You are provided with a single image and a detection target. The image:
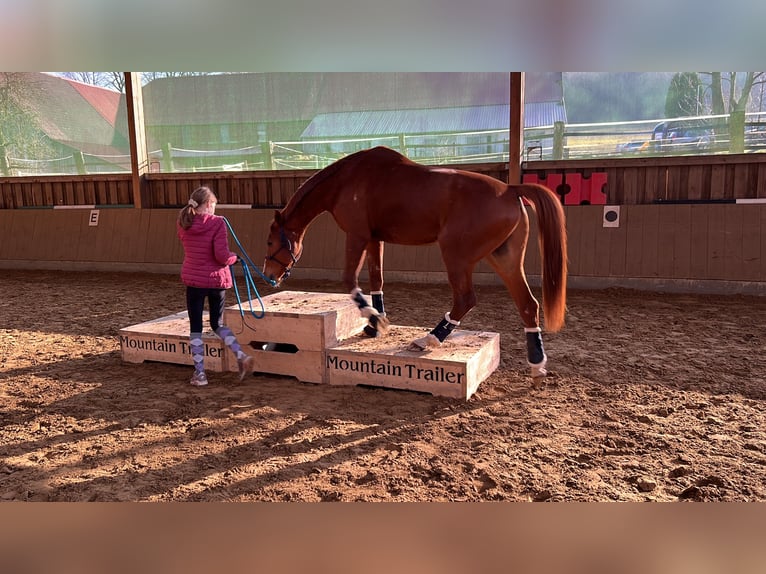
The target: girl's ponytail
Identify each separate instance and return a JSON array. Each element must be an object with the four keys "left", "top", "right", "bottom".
[{"left": 178, "top": 186, "right": 214, "bottom": 230}]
